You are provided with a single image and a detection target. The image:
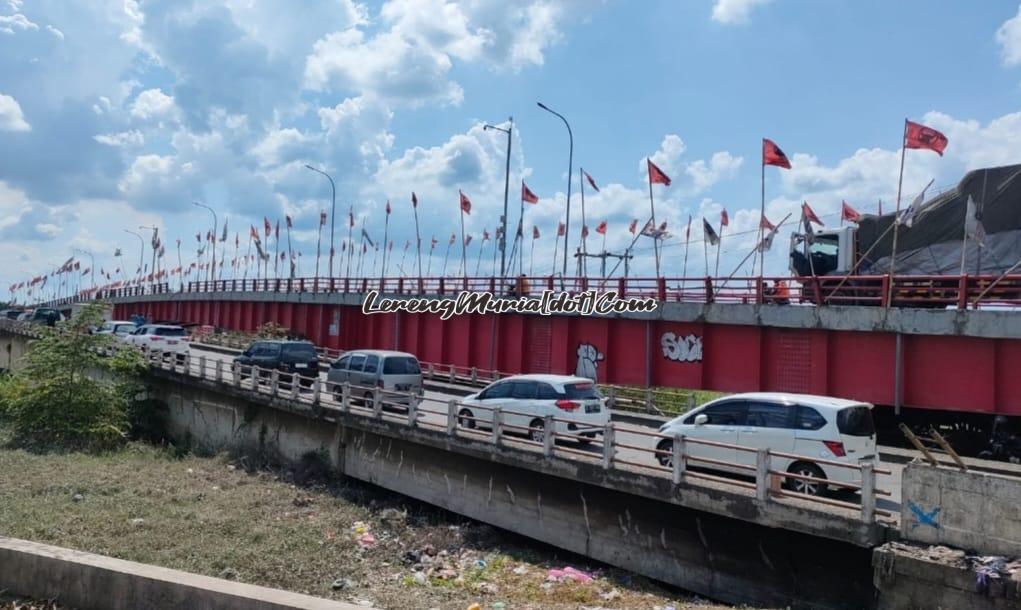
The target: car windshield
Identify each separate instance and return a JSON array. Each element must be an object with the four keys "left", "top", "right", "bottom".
[
  {"left": 837, "top": 406, "right": 875, "bottom": 437},
  {"left": 383, "top": 357, "right": 420, "bottom": 374},
  {"left": 99, "top": 322, "right": 115, "bottom": 331},
  {"left": 563, "top": 382, "right": 602, "bottom": 400},
  {"left": 155, "top": 327, "right": 186, "bottom": 337},
  {"left": 283, "top": 344, "right": 317, "bottom": 359}
]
